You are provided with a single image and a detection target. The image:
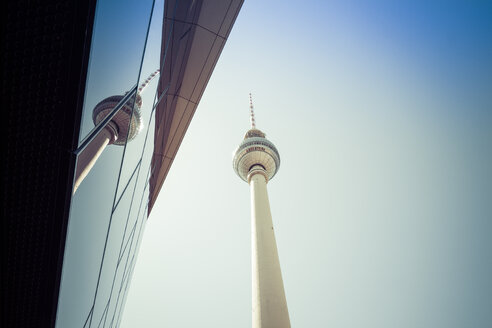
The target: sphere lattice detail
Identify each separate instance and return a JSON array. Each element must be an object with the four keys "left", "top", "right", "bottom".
[
  {"left": 92, "top": 93, "right": 143, "bottom": 146},
  {"left": 233, "top": 129, "right": 280, "bottom": 182}
]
